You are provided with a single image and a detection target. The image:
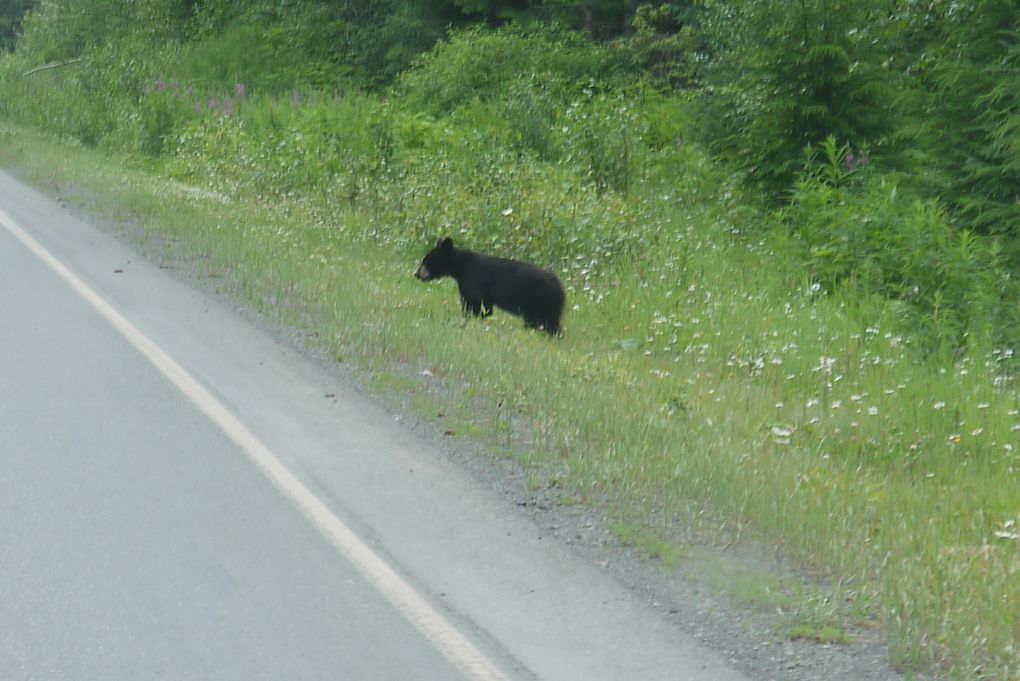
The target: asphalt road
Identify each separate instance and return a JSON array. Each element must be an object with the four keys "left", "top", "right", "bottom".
[{"left": 0, "top": 170, "right": 751, "bottom": 681}]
